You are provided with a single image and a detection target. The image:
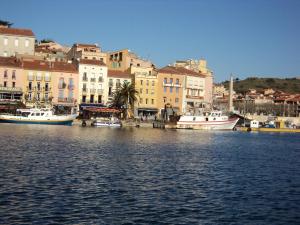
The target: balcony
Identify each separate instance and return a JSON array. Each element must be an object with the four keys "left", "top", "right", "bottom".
[
  {"left": 82, "top": 88, "right": 87, "bottom": 93},
  {"left": 163, "top": 82, "right": 173, "bottom": 87},
  {"left": 44, "top": 87, "right": 51, "bottom": 92},
  {"left": 90, "top": 88, "right": 96, "bottom": 94},
  {"left": 68, "top": 84, "right": 75, "bottom": 90},
  {"left": 58, "top": 97, "right": 74, "bottom": 103},
  {"left": 90, "top": 78, "right": 96, "bottom": 82},
  {"left": 0, "top": 86, "right": 22, "bottom": 93},
  {"left": 58, "top": 83, "right": 67, "bottom": 89},
  {"left": 186, "top": 95, "right": 204, "bottom": 100}
]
